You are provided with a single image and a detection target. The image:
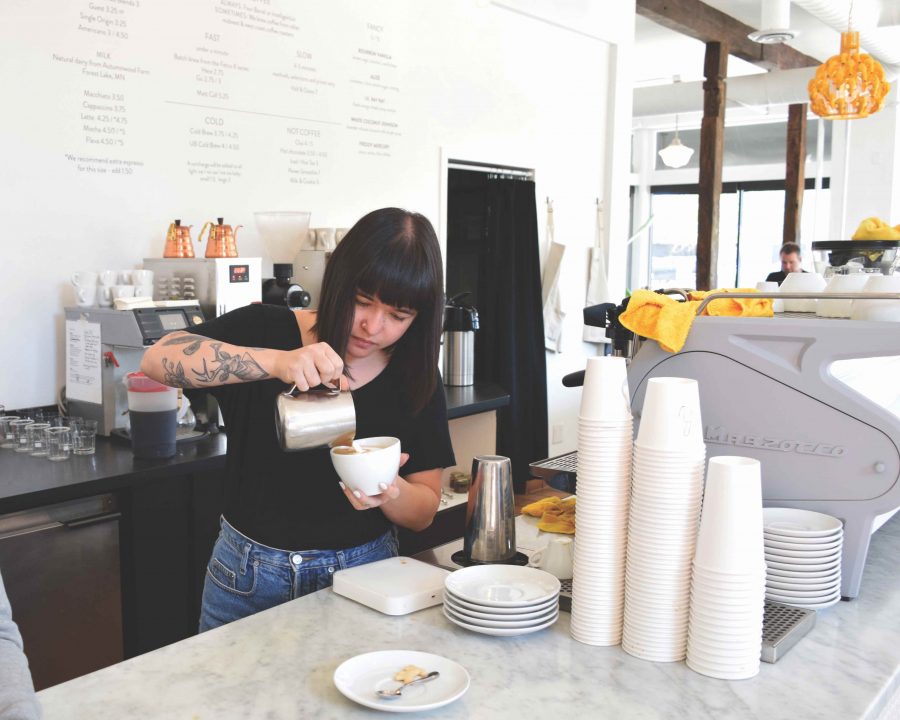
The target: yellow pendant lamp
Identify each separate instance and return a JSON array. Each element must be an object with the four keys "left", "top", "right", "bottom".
[{"left": 808, "top": 24, "right": 890, "bottom": 120}]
